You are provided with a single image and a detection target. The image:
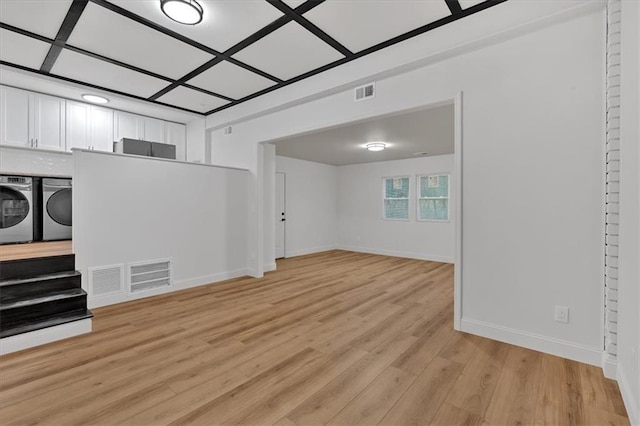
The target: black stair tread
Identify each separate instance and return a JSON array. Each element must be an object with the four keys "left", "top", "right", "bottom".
[
  {"left": 0, "top": 288, "right": 87, "bottom": 310},
  {"left": 0, "top": 270, "right": 81, "bottom": 286},
  {"left": 0, "top": 309, "right": 93, "bottom": 339},
  {"left": 0, "top": 254, "right": 76, "bottom": 280}
]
